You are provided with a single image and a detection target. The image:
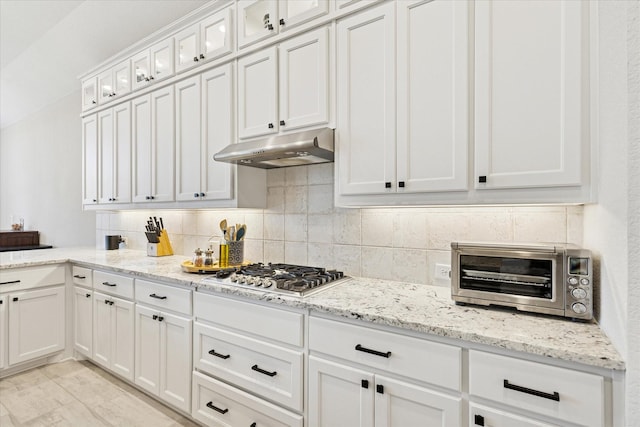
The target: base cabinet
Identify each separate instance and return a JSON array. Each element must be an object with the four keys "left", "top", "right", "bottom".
[
  {"left": 470, "top": 403, "right": 560, "bottom": 427},
  {"left": 93, "top": 292, "right": 135, "bottom": 381},
  {"left": 135, "top": 304, "right": 192, "bottom": 412},
  {"left": 72, "top": 286, "right": 93, "bottom": 357},
  {"left": 0, "top": 295, "right": 7, "bottom": 369}
]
